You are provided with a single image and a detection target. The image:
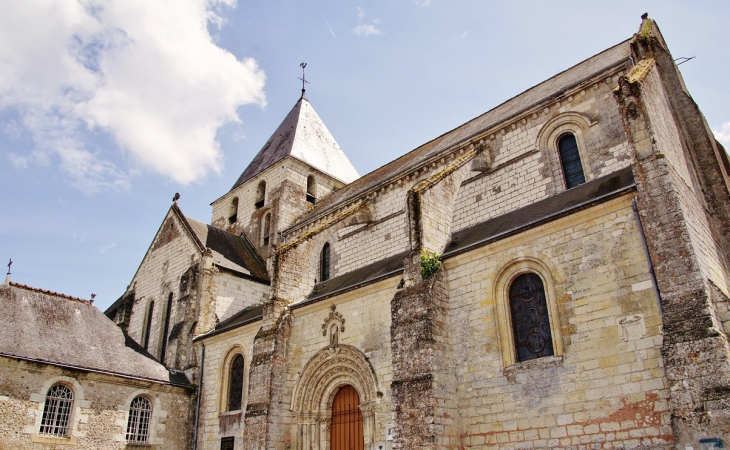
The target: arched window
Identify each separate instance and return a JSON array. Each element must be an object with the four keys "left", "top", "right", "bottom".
[
  {"left": 227, "top": 354, "right": 245, "bottom": 411},
  {"left": 262, "top": 213, "right": 271, "bottom": 246},
  {"left": 306, "top": 175, "right": 316, "bottom": 204},
  {"left": 229, "top": 197, "right": 239, "bottom": 224},
  {"left": 320, "top": 243, "right": 330, "bottom": 282},
  {"left": 558, "top": 133, "right": 586, "bottom": 189},
  {"left": 126, "top": 396, "right": 152, "bottom": 443},
  {"left": 255, "top": 181, "right": 266, "bottom": 209},
  {"left": 509, "top": 273, "right": 554, "bottom": 362},
  {"left": 142, "top": 301, "right": 154, "bottom": 350},
  {"left": 40, "top": 384, "right": 74, "bottom": 437}
]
